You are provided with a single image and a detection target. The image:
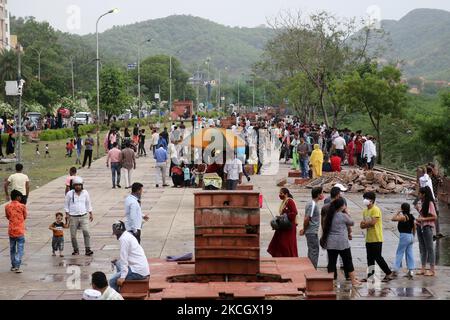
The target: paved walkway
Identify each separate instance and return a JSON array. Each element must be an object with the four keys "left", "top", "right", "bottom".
[{"left": 0, "top": 143, "right": 449, "bottom": 300}]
